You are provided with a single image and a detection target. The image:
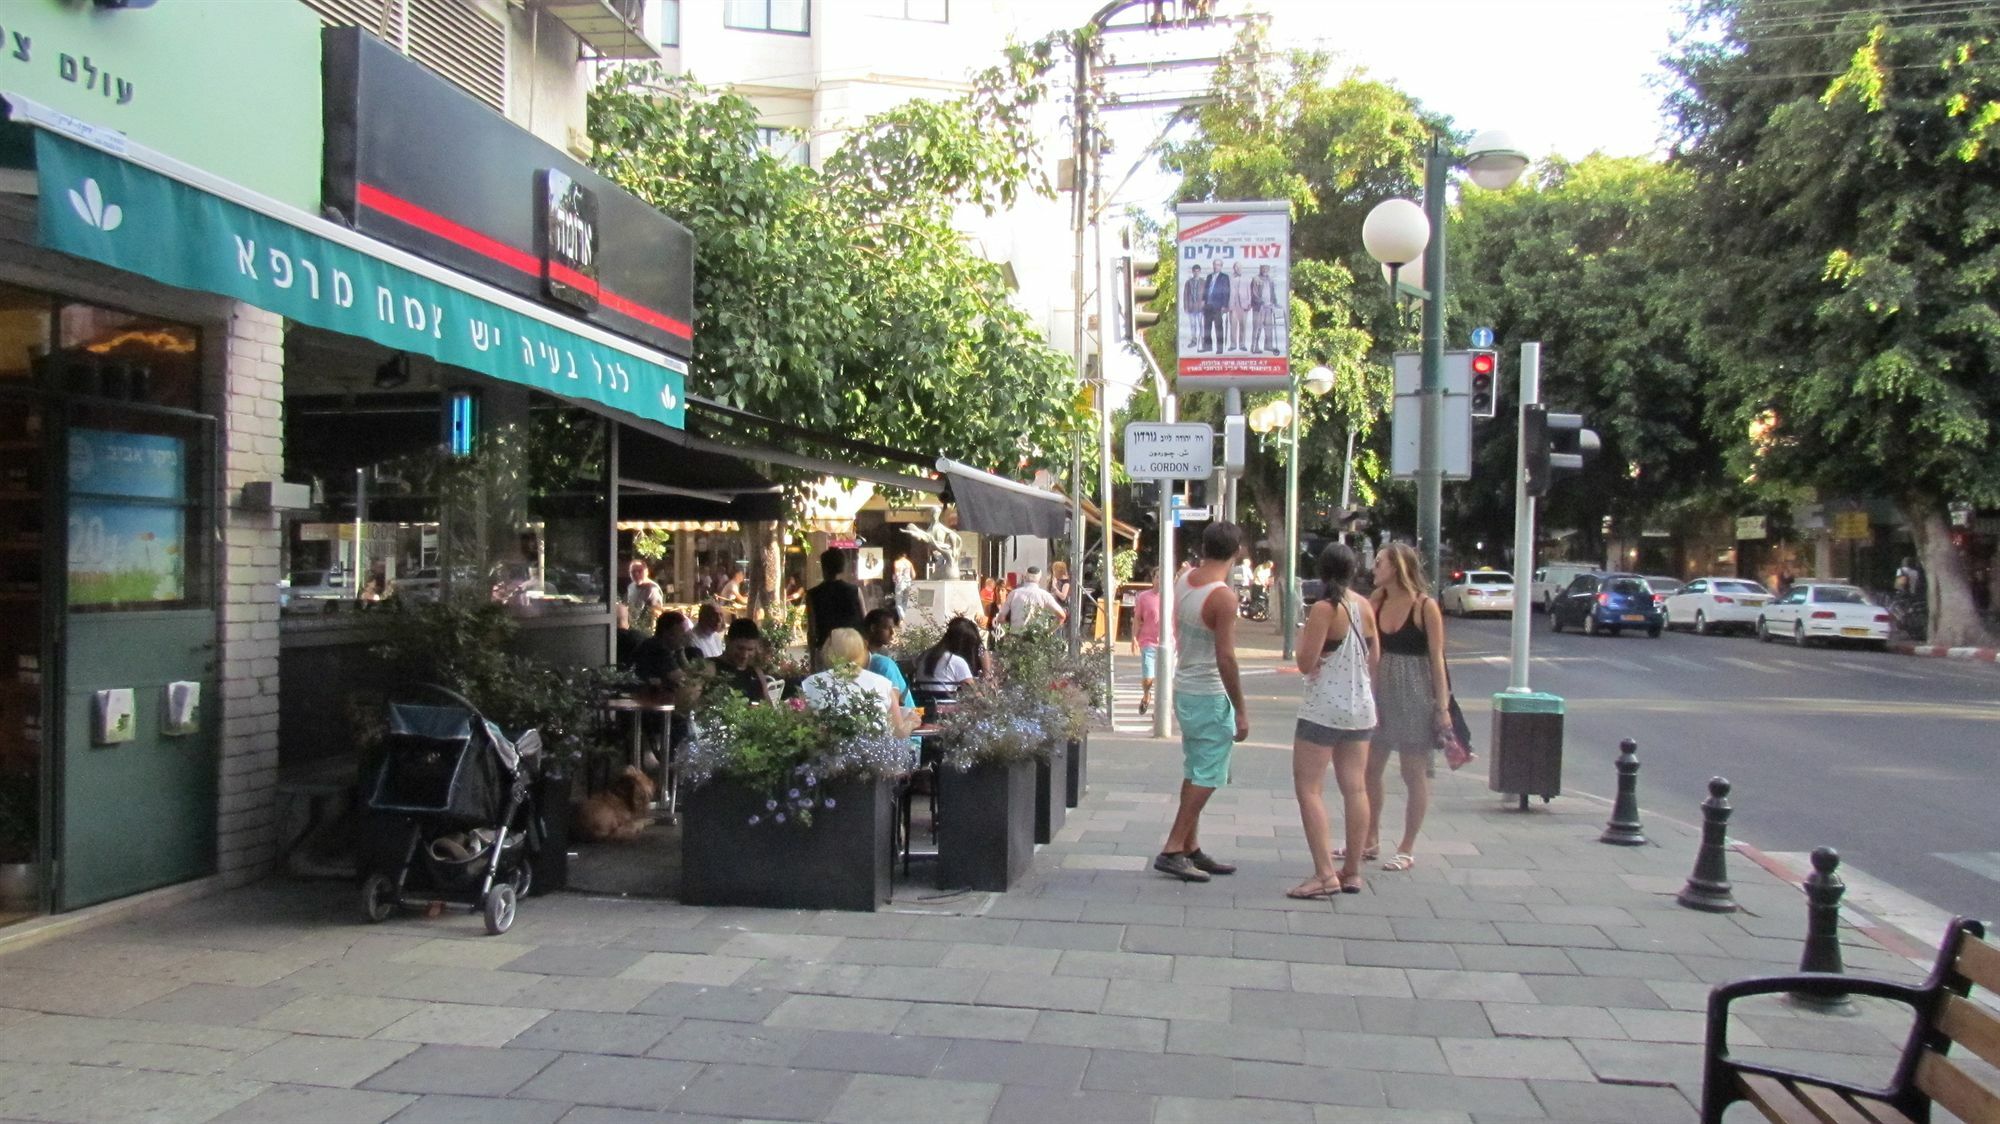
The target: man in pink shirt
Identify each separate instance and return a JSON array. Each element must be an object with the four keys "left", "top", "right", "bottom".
[{"left": 1130, "top": 565, "right": 1163, "bottom": 715}]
